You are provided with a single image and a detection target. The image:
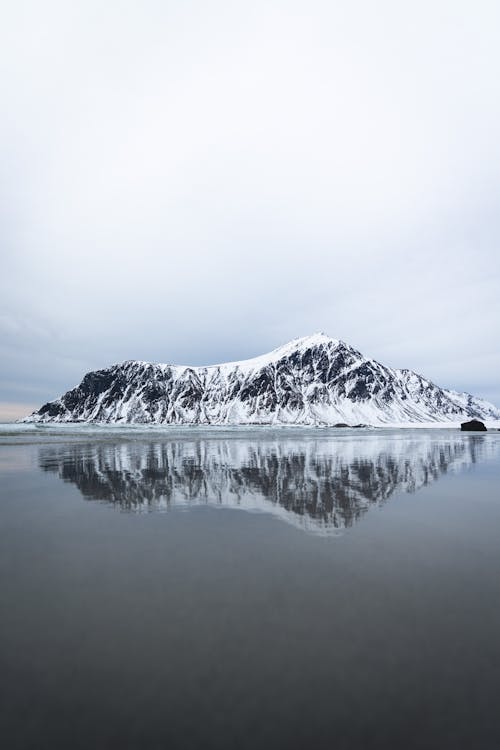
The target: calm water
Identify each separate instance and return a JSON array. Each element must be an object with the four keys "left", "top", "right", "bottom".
[{"left": 1, "top": 426, "right": 500, "bottom": 749}]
